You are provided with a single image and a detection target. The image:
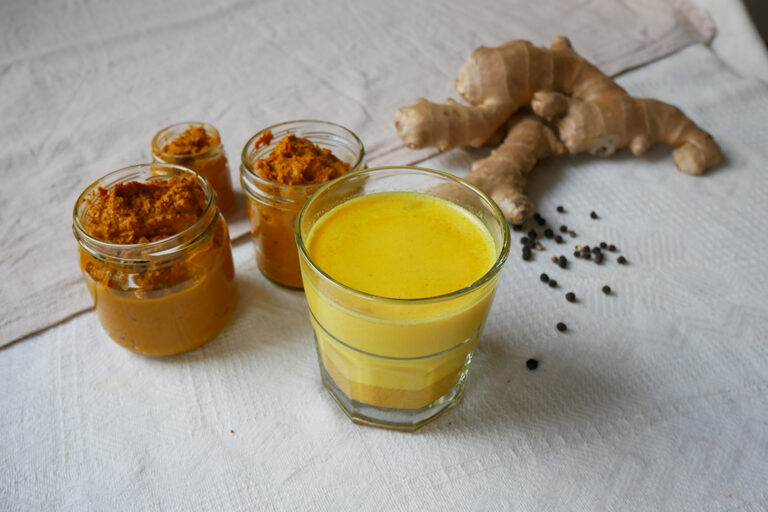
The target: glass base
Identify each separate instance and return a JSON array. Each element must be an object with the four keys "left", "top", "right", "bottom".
[{"left": 318, "top": 350, "right": 474, "bottom": 432}]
